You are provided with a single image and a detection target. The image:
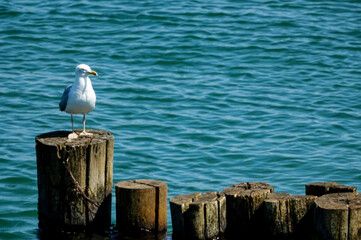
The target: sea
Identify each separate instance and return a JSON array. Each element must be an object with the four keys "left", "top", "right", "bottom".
[{"left": 1, "top": 0, "right": 361, "bottom": 239}]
